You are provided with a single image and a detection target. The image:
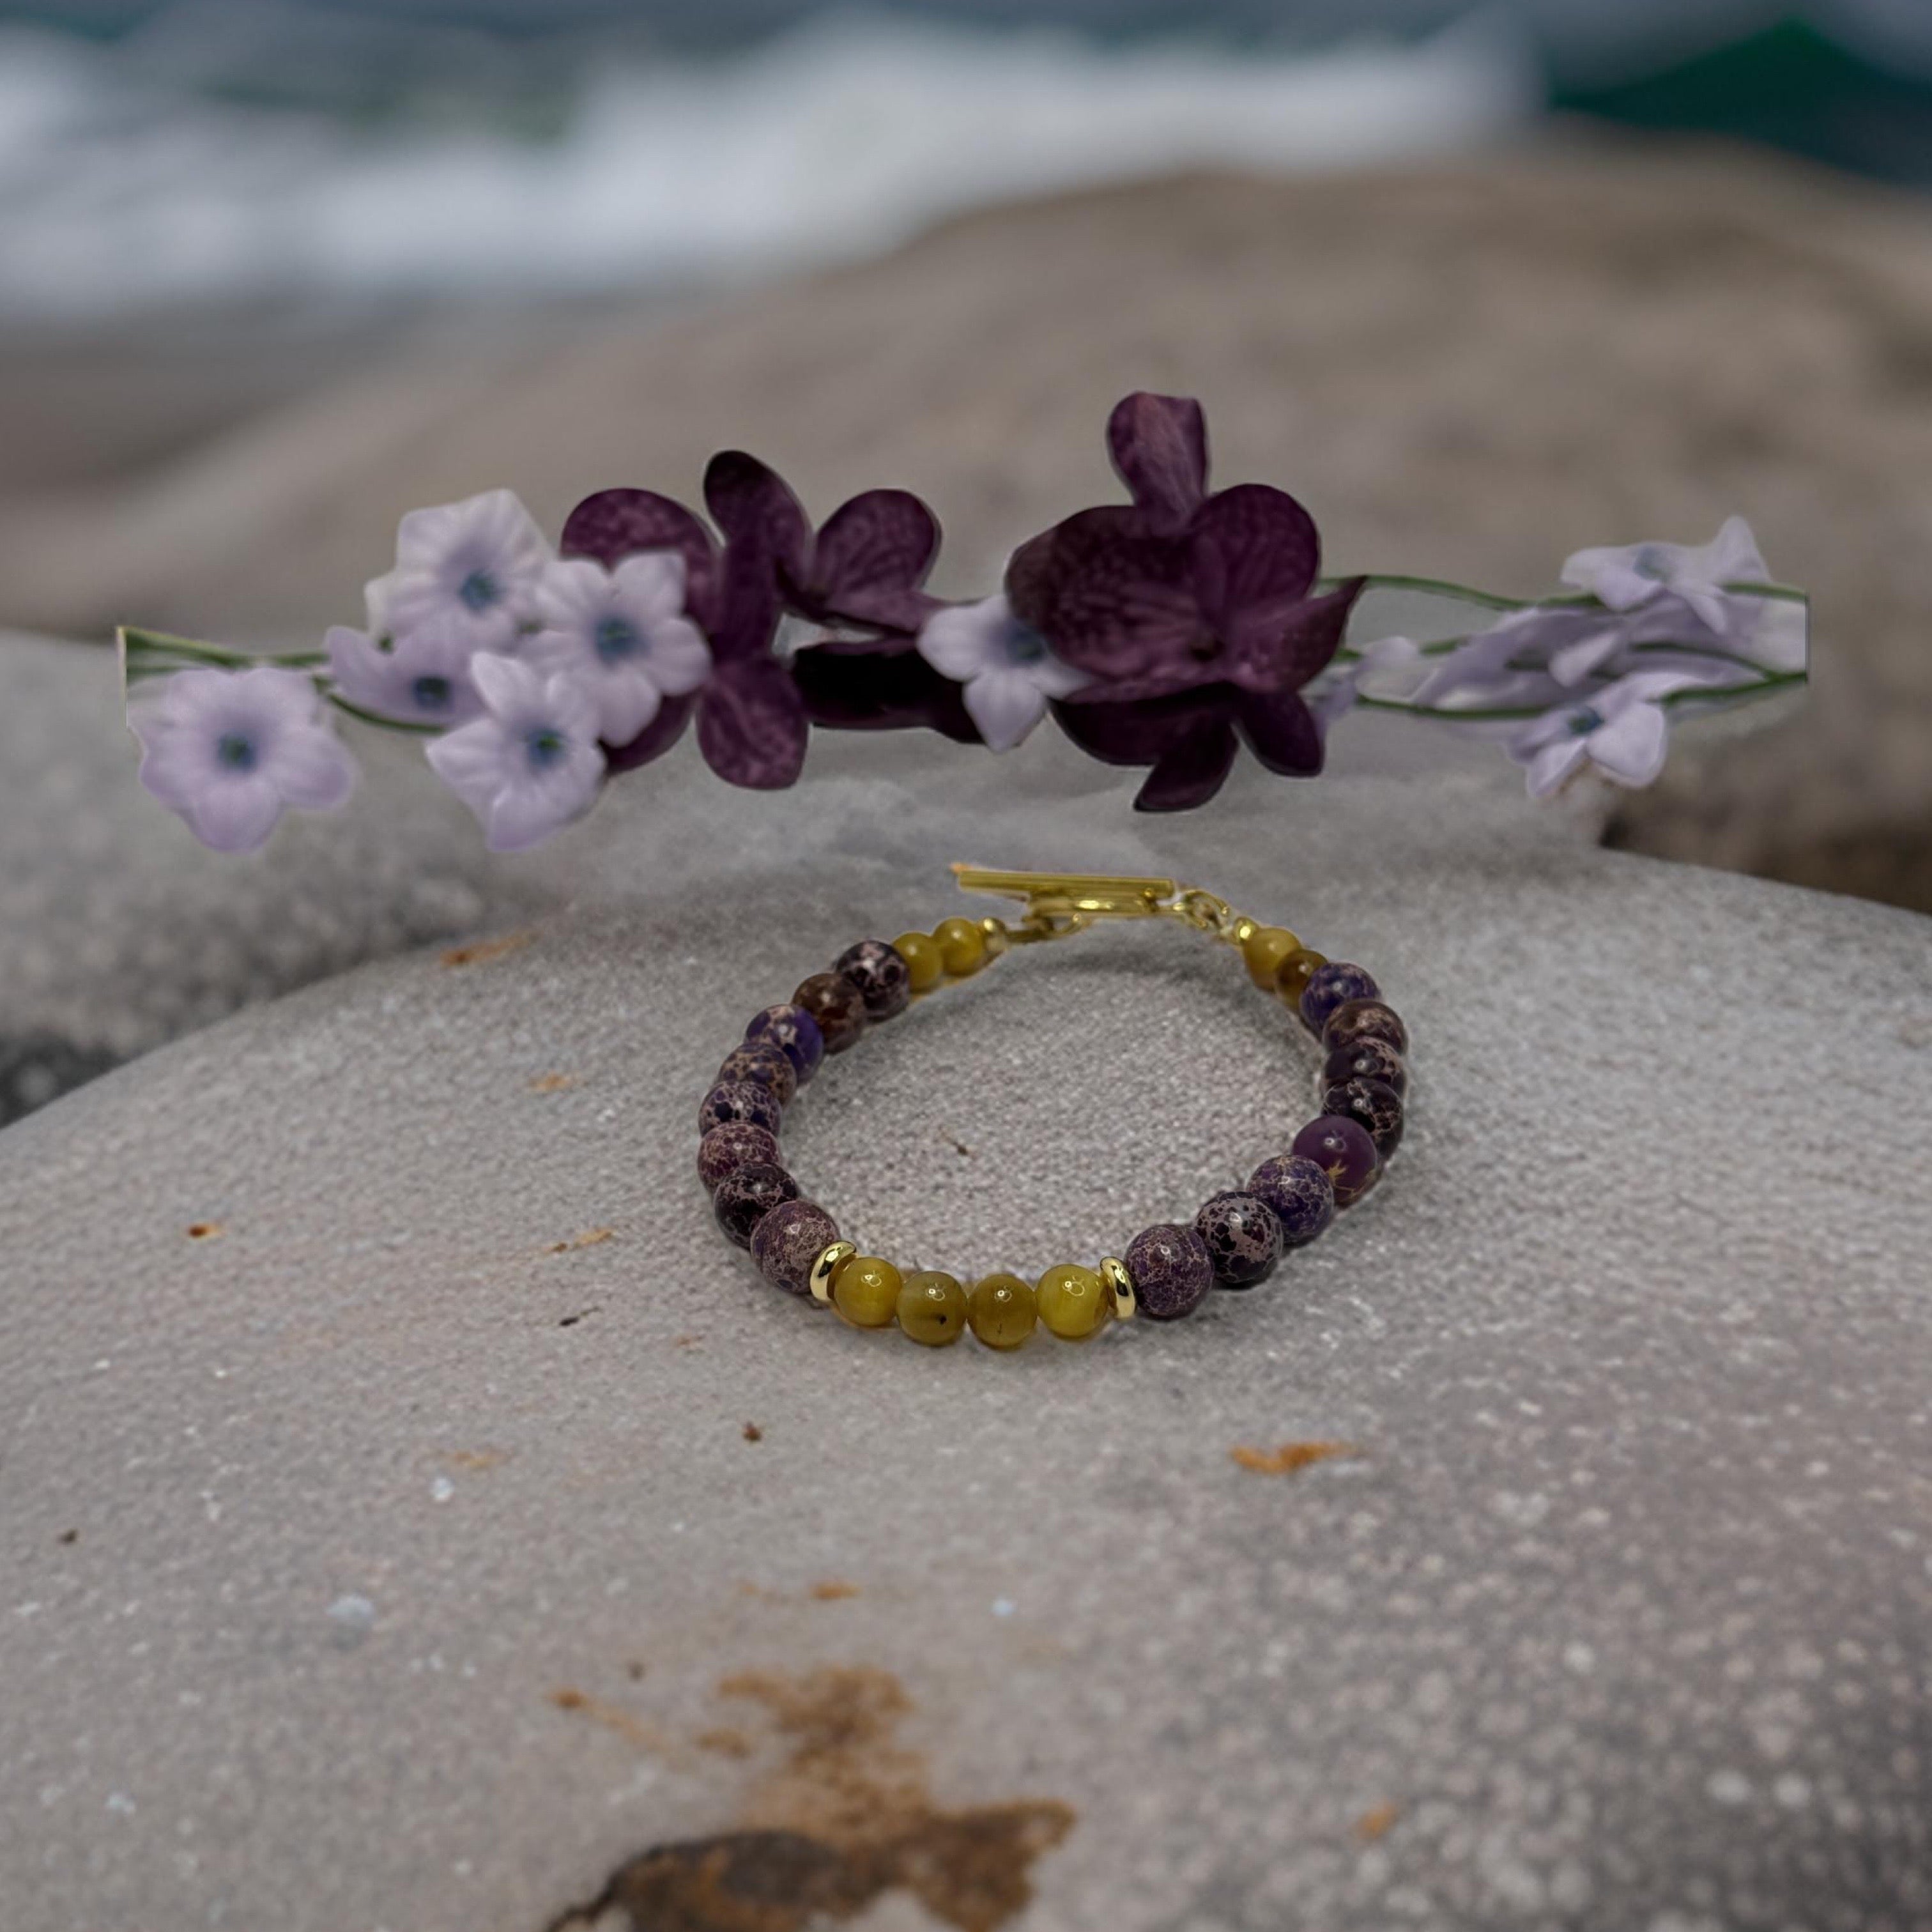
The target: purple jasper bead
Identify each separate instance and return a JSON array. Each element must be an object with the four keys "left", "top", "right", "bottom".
[
  {"left": 1299, "top": 962, "right": 1380, "bottom": 1038},
  {"left": 1124, "top": 1223, "right": 1215, "bottom": 1322},
  {"left": 1322, "top": 1035, "right": 1406, "bottom": 1098},
  {"left": 1321, "top": 999, "right": 1408, "bottom": 1058},
  {"left": 697, "top": 1120, "right": 780, "bottom": 1192},
  {"left": 1194, "top": 1191, "right": 1282, "bottom": 1290},
  {"left": 1320, "top": 1076, "right": 1404, "bottom": 1156},
  {"left": 716, "top": 1038, "right": 798, "bottom": 1107},
  {"left": 834, "top": 939, "right": 912, "bottom": 1022},
  {"left": 1291, "top": 1114, "right": 1381, "bottom": 1208},
  {"left": 746, "top": 1004, "right": 824, "bottom": 1084},
  {"left": 1246, "top": 1154, "right": 1336, "bottom": 1247},
  {"left": 712, "top": 1162, "right": 799, "bottom": 1249},
  {"left": 751, "top": 1198, "right": 839, "bottom": 1296},
  {"left": 792, "top": 972, "right": 868, "bottom": 1055},
  {"left": 699, "top": 1078, "right": 782, "bottom": 1139}
]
